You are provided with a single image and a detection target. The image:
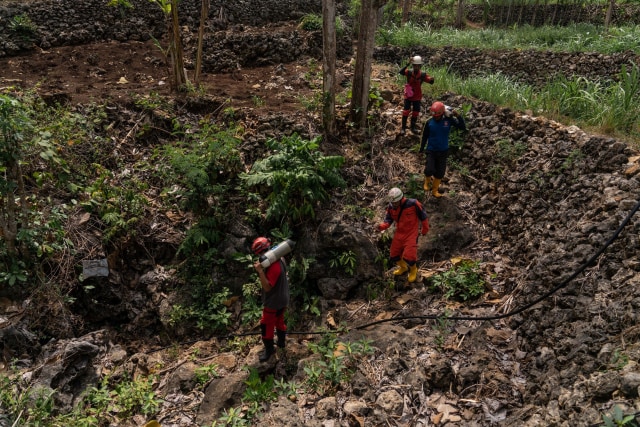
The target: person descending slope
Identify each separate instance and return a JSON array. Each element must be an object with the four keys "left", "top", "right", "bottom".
[
  {"left": 377, "top": 187, "right": 430, "bottom": 283},
  {"left": 399, "top": 55, "right": 435, "bottom": 135},
  {"left": 419, "top": 101, "right": 466, "bottom": 198}
]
